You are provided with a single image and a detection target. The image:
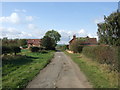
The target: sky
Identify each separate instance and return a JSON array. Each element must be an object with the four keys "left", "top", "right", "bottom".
[{"left": 0, "top": 2, "right": 118, "bottom": 44}]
